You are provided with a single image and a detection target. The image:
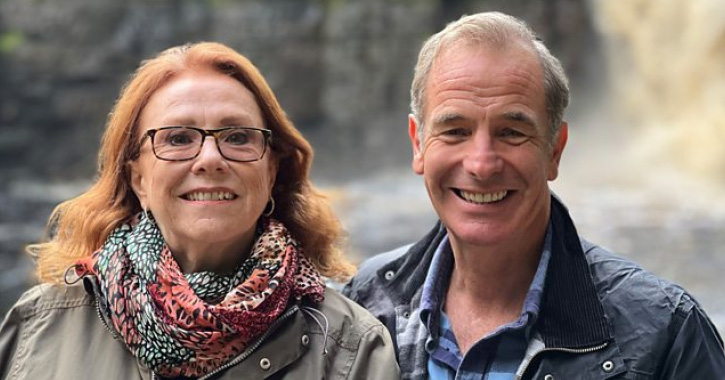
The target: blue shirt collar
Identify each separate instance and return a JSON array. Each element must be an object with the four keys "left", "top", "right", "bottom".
[{"left": 420, "top": 222, "right": 553, "bottom": 340}]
